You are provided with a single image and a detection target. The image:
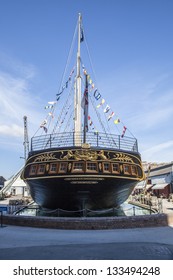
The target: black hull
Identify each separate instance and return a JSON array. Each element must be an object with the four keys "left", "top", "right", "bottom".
[
  {"left": 27, "top": 177, "right": 137, "bottom": 210},
  {"left": 21, "top": 146, "right": 145, "bottom": 210}
]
